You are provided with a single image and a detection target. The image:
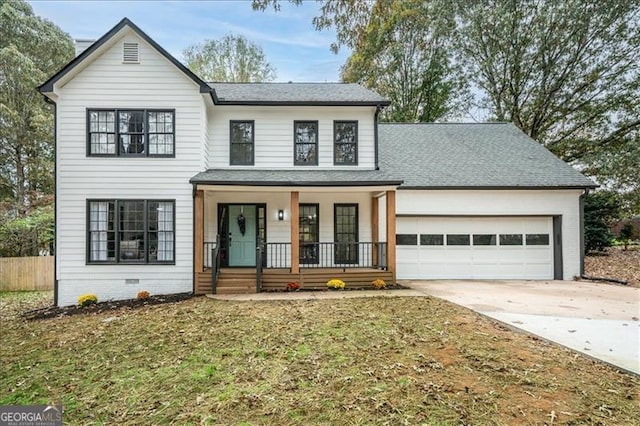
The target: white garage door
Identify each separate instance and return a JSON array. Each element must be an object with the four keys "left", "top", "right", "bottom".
[{"left": 396, "top": 216, "right": 554, "bottom": 280}]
